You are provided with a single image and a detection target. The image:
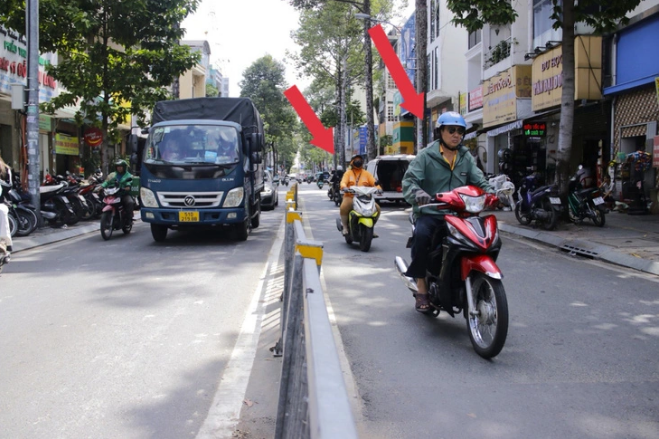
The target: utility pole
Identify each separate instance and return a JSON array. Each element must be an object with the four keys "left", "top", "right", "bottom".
[{"left": 26, "top": 0, "right": 42, "bottom": 224}]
